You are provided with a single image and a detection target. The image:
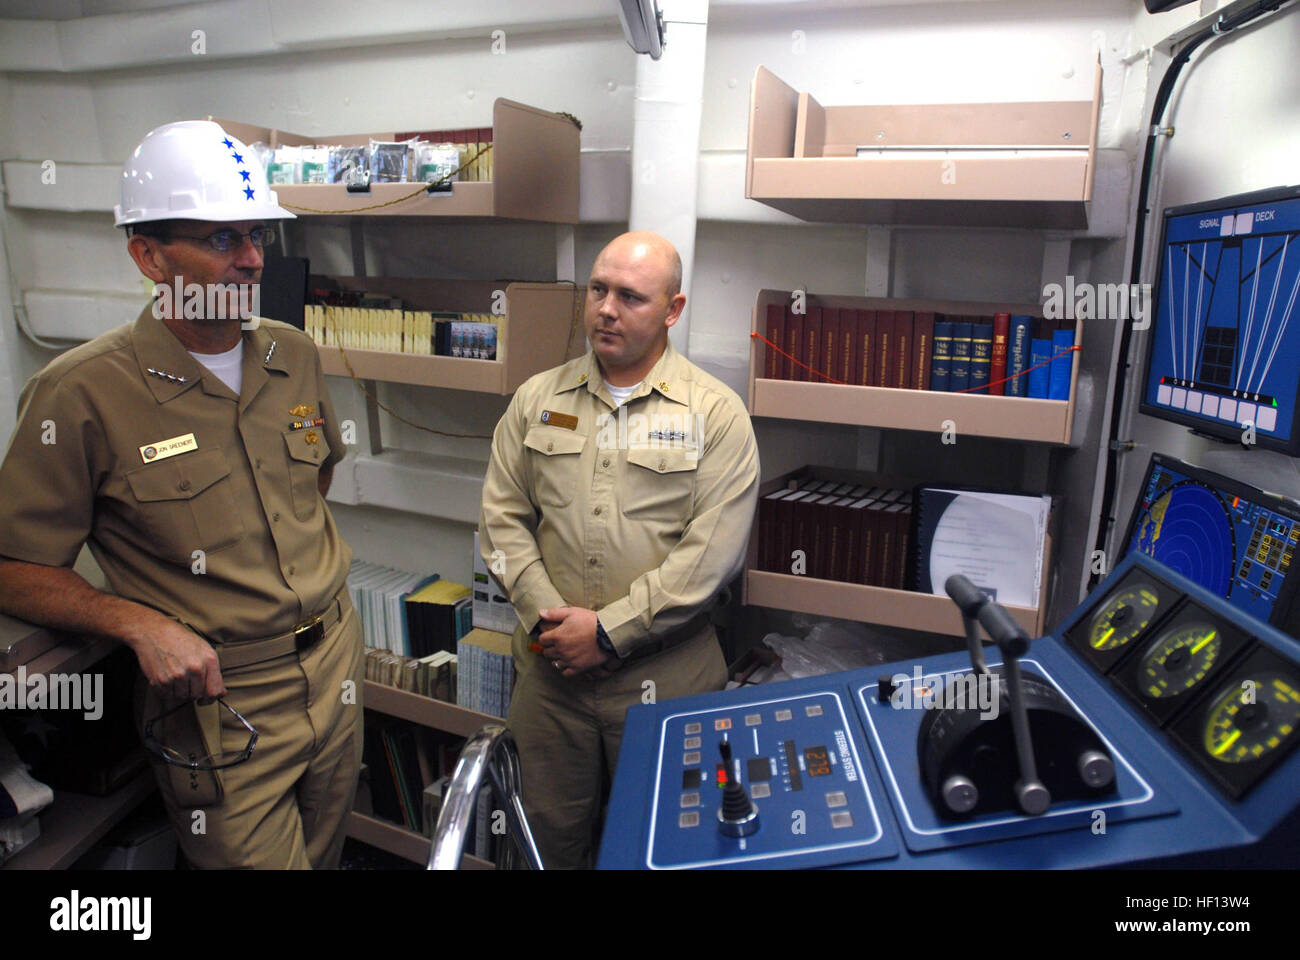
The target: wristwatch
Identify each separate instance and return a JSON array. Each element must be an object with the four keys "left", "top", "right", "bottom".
[{"left": 595, "top": 619, "right": 619, "bottom": 659}]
